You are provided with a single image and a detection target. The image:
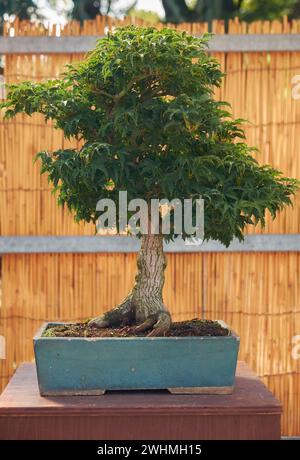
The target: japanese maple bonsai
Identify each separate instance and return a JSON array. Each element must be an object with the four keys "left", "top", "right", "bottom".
[{"left": 2, "top": 26, "right": 298, "bottom": 339}]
